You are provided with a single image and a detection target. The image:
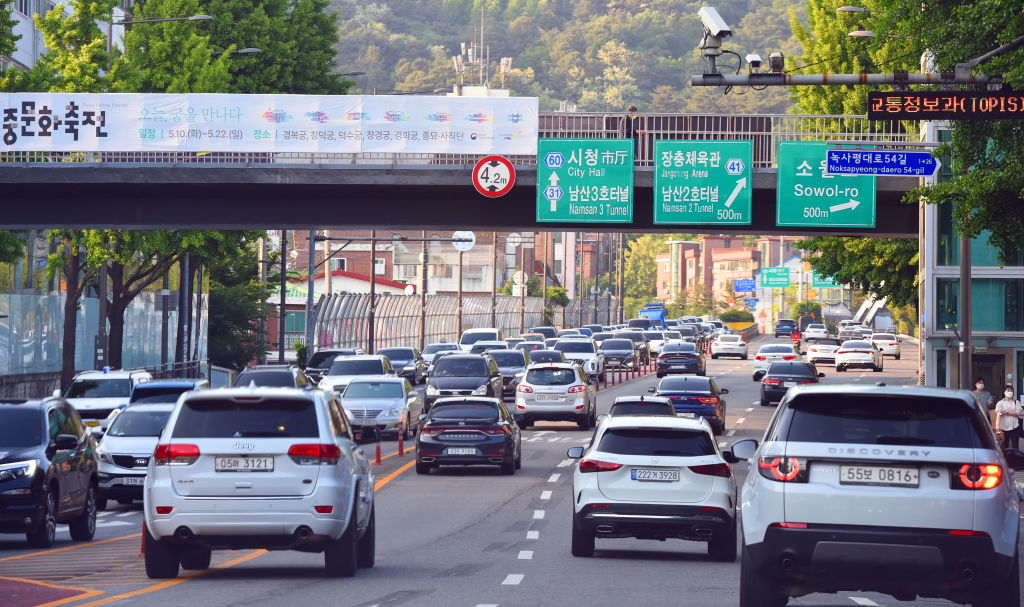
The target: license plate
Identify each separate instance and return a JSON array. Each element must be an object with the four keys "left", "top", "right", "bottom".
[
  {"left": 446, "top": 447, "right": 477, "bottom": 455},
  {"left": 84, "top": 420, "right": 100, "bottom": 427},
  {"left": 535, "top": 394, "right": 562, "bottom": 401},
  {"left": 839, "top": 465, "right": 919, "bottom": 487},
  {"left": 120, "top": 476, "right": 145, "bottom": 486},
  {"left": 783, "top": 381, "right": 797, "bottom": 387},
  {"left": 671, "top": 365, "right": 686, "bottom": 369},
  {"left": 631, "top": 468, "right": 680, "bottom": 482},
  {"left": 215, "top": 456, "right": 274, "bottom": 472}
]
